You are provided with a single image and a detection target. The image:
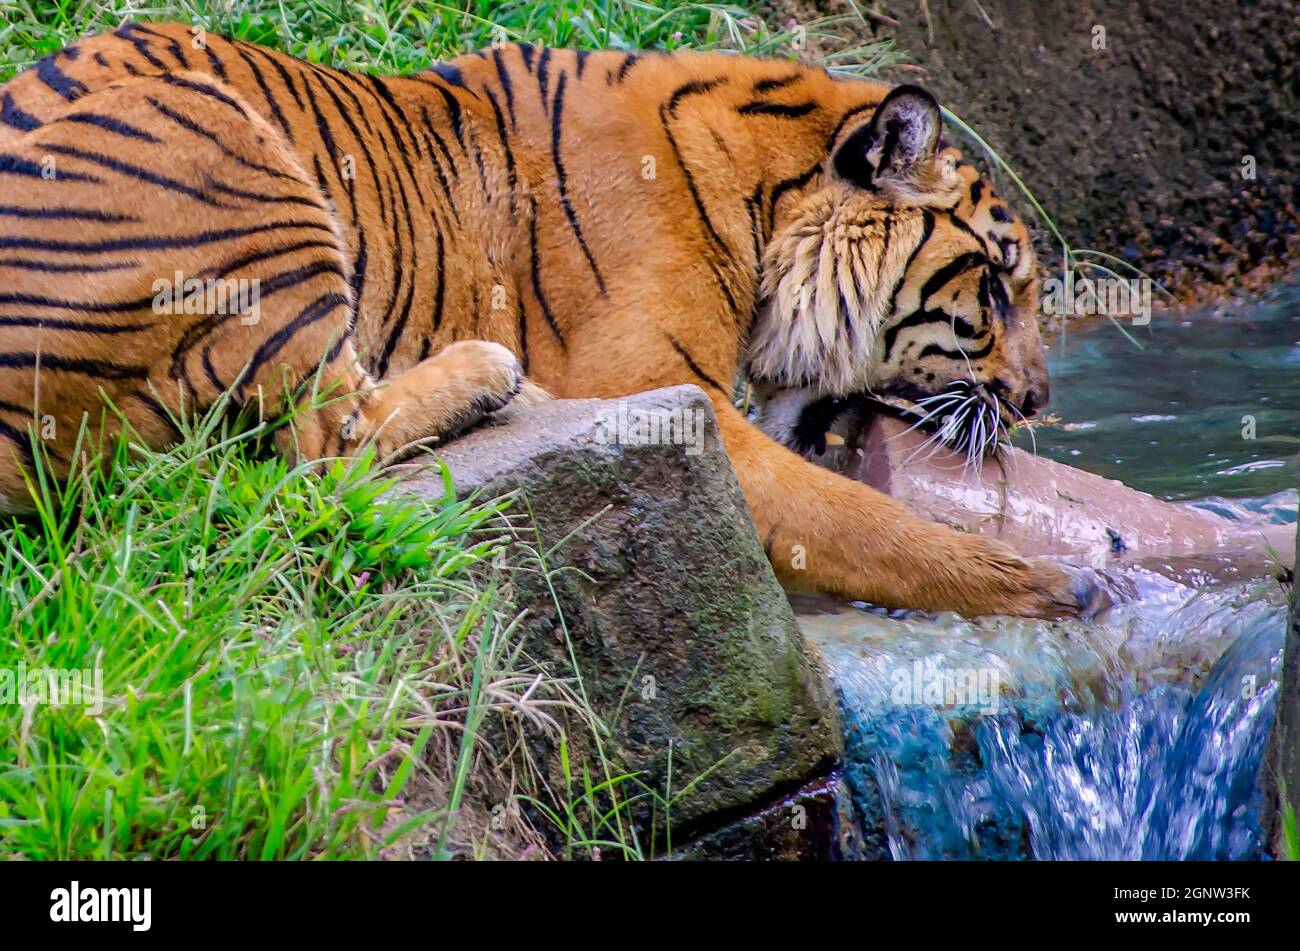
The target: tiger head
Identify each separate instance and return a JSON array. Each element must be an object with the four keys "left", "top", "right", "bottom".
[{"left": 745, "top": 84, "right": 1048, "bottom": 460}]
